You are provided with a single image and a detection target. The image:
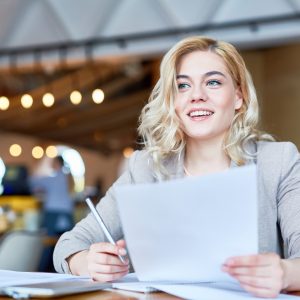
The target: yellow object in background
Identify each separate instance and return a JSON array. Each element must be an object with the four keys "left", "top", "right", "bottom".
[
  {"left": 0, "top": 196, "right": 40, "bottom": 231},
  {"left": 0, "top": 196, "right": 40, "bottom": 212},
  {"left": 0, "top": 213, "right": 9, "bottom": 233}
]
